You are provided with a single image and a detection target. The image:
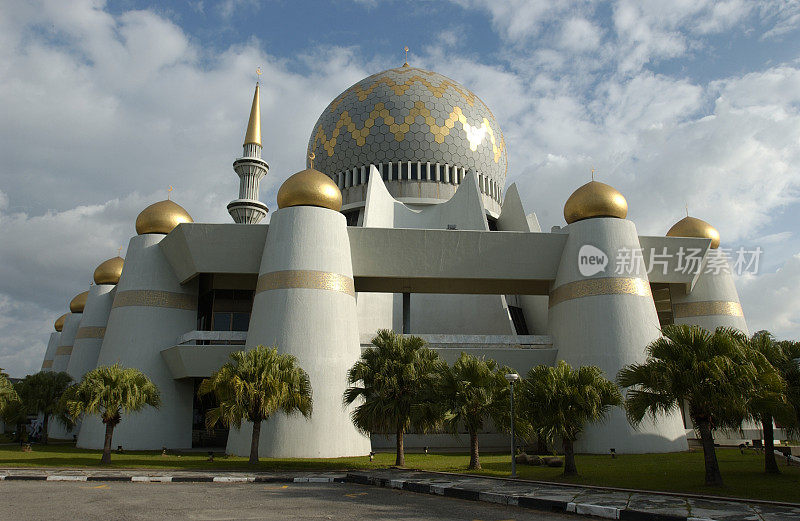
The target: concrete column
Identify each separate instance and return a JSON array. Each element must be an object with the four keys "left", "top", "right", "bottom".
[
  {"left": 66, "top": 284, "right": 115, "bottom": 383},
  {"left": 402, "top": 293, "right": 411, "bottom": 334},
  {"left": 77, "top": 233, "right": 197, "bottom": 450},
  {"left": 435, "top": 163, "right": 441, "bottom": 182},
  {"left": 426, "top": 162, "right": 431, "bottom": 181},
  {"left": 671, "top": 248, "right": 748, "bottom": 333},
  {"left": 226, "top": 205, "right": 371, "bottom": 458},
  {"left": 49, "top": 312, "right": 82, "bottom": 438},
  {"left": 52, "top": 313, "right": 80, "bottom": 373},
  {"left": 40, "top": 332, "right": 60, "bottom": 372},
  {"left": 548, "top": 217, "right": 688, "bottom": 453}
]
